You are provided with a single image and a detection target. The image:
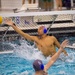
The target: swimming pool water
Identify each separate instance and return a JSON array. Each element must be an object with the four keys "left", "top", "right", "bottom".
[
  {"left": 0, "top": 37, "right": 75, "bottom": 75},
  {"left": 0, "top": 54, "right": 34, "bottom": 75}
]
